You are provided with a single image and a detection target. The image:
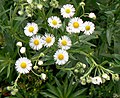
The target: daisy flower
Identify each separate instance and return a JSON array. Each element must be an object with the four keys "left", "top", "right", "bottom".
[
  {"left": 54, "top": 49, "right": 69, "bottom": 65},
  {"left": 24, "top": 22, "right": 38, "bottom": 37},
  {"left": 48, "top": 16, "right": 62, "bottom": 29},
  {"left": 81, "top": 21, "right": 95, "bottom": 35},
  {"left": 66, "top": 17, "right": 83, "bottom": 33},
  {"left": 29, "top": 35, "right": 43, "bottom": 50},
  {"left": 15, "top": 57, "right": 32, "bottom": 74},
  {"left": 61, "top": 4, "right": 75, "bottom": 18},
  {"left": 42, "top": 33, "right": 55, "bottom": 47},
  {"left": 58, "top": 35, "right": 72, "bottom": 50}
]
